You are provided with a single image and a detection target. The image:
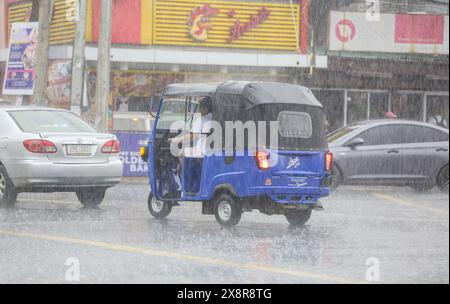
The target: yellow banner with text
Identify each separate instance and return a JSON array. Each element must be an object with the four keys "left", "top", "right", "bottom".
[{"left": 152, "top": 0, "right": 301, "bottom": 51}]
